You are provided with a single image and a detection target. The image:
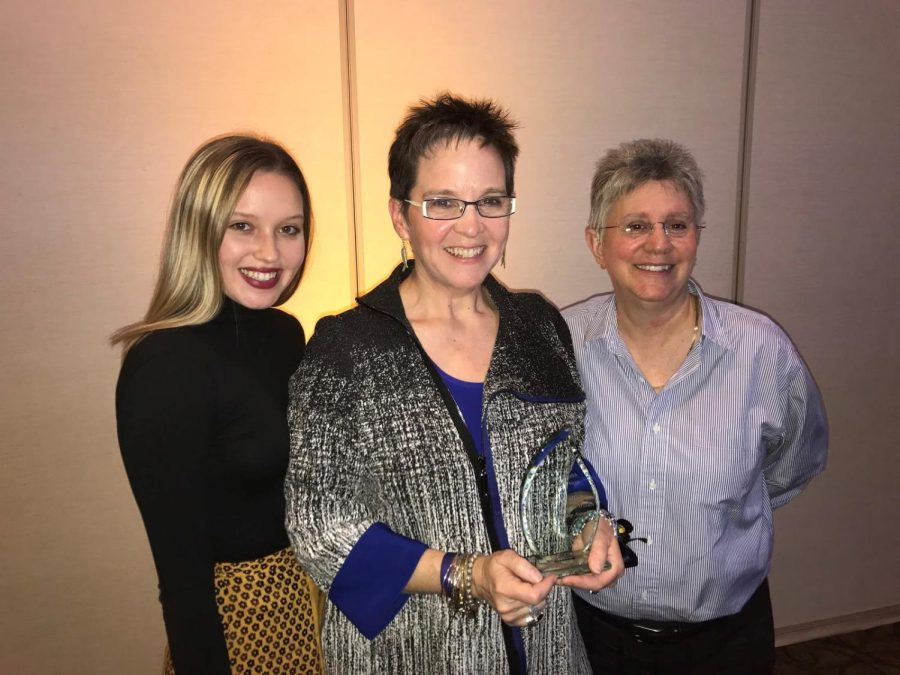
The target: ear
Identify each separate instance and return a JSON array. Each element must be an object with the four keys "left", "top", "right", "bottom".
[
  {"left": 585, "top": 227, "right": 606, "bottom": 269},
  {"left": 389, "top": 198, "right": 410, "bottom": 240}
]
